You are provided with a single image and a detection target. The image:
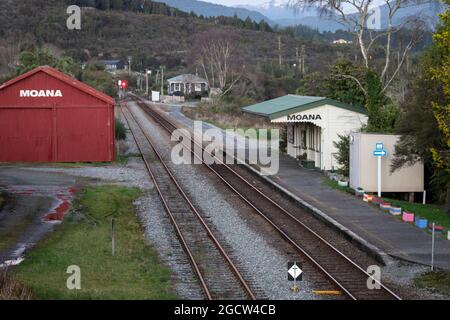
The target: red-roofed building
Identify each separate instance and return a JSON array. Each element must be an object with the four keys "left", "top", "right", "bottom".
[{"left": 0, "top": 66, "right": 116, "bottom": 162}]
